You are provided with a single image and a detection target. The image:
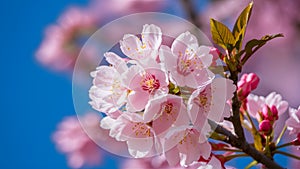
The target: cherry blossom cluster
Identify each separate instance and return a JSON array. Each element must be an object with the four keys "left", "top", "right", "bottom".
[
  {"left": 237, "top": 73, "right": 300, "bottom": 162},
  {"left": 89, "top": 24, "right": 236, "bottom": 168}
]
